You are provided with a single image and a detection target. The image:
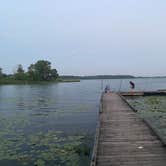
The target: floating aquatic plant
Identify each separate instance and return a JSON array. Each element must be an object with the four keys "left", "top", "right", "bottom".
[
  {"left": 127, "top": 96, "right": 166, "bottom": 141},
  {"left": 0, "top": 120, "right": 92, "bottom": 166},
  {"left": 0, "top": 85, "right": 96, "bottom": 166}
]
